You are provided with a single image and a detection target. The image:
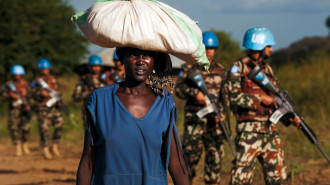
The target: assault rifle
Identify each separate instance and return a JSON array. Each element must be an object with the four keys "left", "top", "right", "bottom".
[
  {"left": 188, "top": 70, "right": 236, "bottom": 157},
  {"left": 248, "top": 65, "right": 330, "bottom": 163},
  {"left": 38, "top": 79, "right": 77, "bottom": 126},
  {"left": 109, "top": 71, "right": 123, "bottom": 83},
  {"left": 7, "top": 83, "right": 32, "bottom": 121}
]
